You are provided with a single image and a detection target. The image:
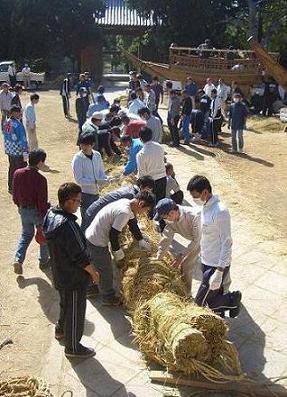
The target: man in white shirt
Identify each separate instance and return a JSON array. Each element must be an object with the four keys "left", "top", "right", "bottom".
[
  {"left": 154, "top": 198, "right": 201, "bottom": 295},
  {"left": 0, "top": 83, "right": 13, "bottom": 129},
  {"left": 138, "top": 107, "right": 162, "bottom": 143},
  {"left": 216, "top": 78, "right": 228, "bottom": 119},
  {"left": 24, "top": 93, "right": 40, "bottom": 150},
  {"left": 203, "top": 78, "right": 215, "bottom": 98},
  {"left": 22, "top": 64, "right": 31, "bottom": 89},
  {"left": 85, "top": 191, "right": 155, "bottom": 305},
  {"left": 136, "top": 127, "right": 166, "bottom": 202},
  {"left": 71, "top": 133, "right": 108, "bottom": 230},
  {"left": 187, "top": 175, "right": 241, "bottom": 318}
]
